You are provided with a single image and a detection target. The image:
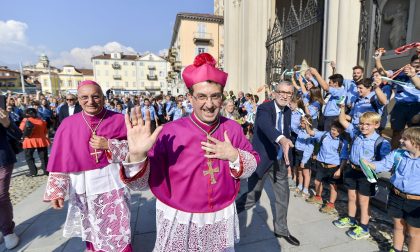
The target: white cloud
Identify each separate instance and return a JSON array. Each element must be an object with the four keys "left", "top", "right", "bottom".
[
  {"left": 50, "top": 42, "right": 138, "bottom": 68},
  {"left": 0, "top": 19, "right": 141, "bottom": 70},
  {"left": 0, "top": 20, "right": 28, "bottom": 45},
  {"left": 0, "top": 20, "right": 40, "bottom": 67}
]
